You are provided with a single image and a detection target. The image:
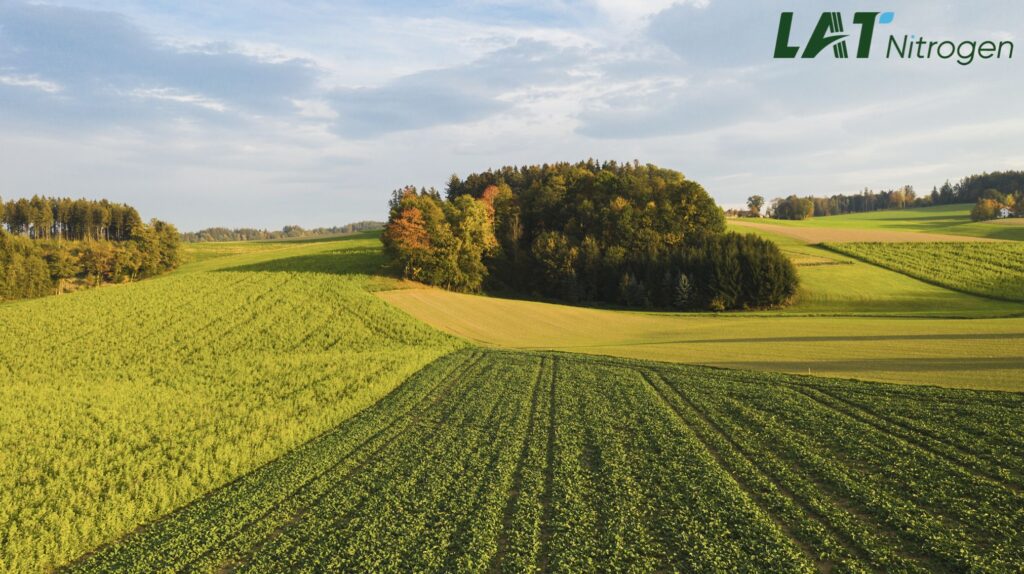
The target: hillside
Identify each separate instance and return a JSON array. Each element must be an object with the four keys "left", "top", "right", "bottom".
[
  {"left": 742, "top": 204, "right": 1024, "bottom": 242},
  {"left": 0, "top": 234, "right": 460, "bottom": 572},
  {"left": 3, "top": 229, "right": 1023, "bottom": 572}
]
